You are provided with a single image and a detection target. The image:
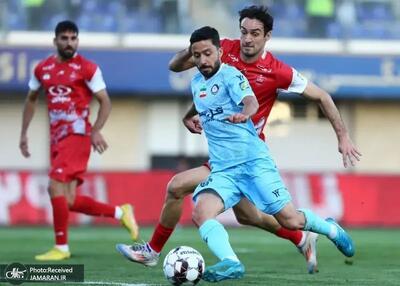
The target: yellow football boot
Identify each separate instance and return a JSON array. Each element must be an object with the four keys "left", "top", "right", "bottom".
[
  {"left": 35, "top": 247, "right": 71, "bottom": 261},
  {"left": 120, "top": 204, "right": 139, "bottom": 241}
]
